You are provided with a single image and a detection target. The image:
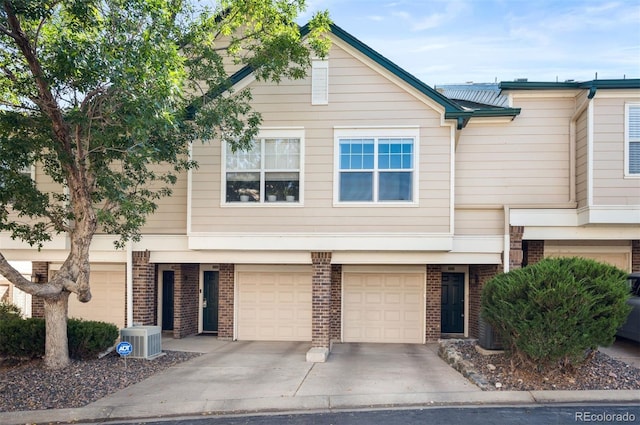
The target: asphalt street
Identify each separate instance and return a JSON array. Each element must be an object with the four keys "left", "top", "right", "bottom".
[{"left": 109, "top": 404, "right": 640, "bottom": 425}]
